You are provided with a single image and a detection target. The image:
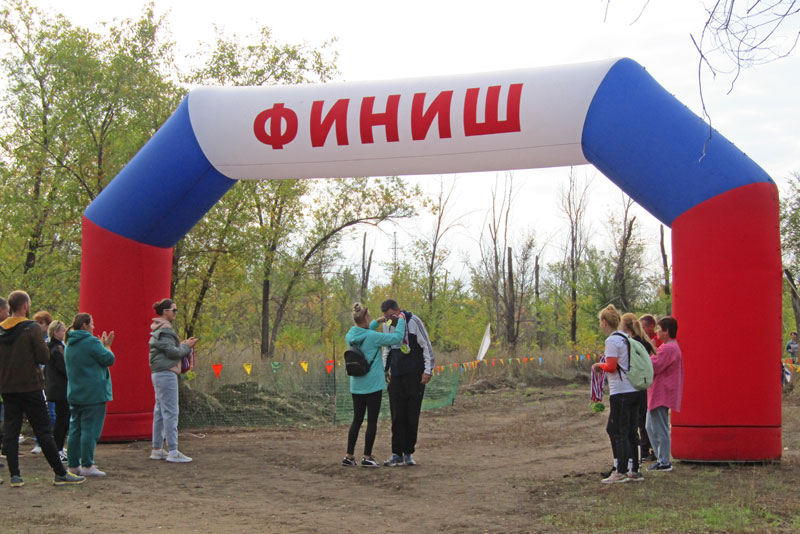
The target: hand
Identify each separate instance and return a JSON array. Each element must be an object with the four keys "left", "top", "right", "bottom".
[
  {"left": 421, "top": 372, "right": 431, "bottom": 384},
  {"left": 184, "top": 337, "right": 198, "bottom": 348},
  {"left": 591, "top": 363, "right": 601, "bottom": 371},
  {"left": 101, "top": 331, "right": 115, "bottom": 348},
  {"left": 376, "top": 316, "right": 388, "bottom": 324}
]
